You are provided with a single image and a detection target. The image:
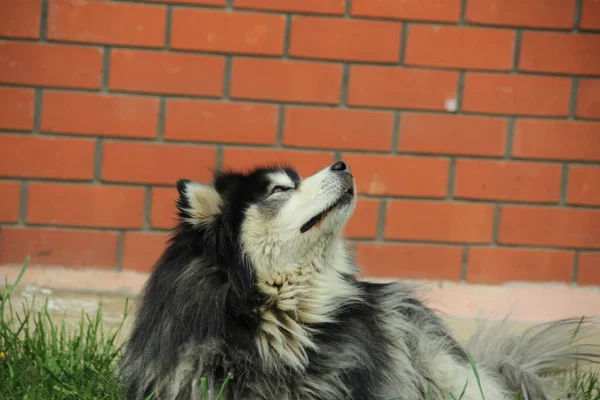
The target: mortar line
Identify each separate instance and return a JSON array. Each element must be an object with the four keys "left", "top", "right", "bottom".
[
  {"left": 491, "top": 205, "right": 501, "bottom": 245},
  {"left": 33, "top": 89, "right": 44, "bottom": 134},
  {"left": 455, "top": 71, "right": 466, "bottom": 112},
  {"left": 275, "top": 105, "right": 286, "bottom": 147},
  {"left": 164, "top": 6, "right": 173, "bottom": 49},
  {"left": 215, "top": 146, "right": 224, "bottom": 170},
  {"left": 39, "top": 0, "right": 49, "bottom": 40},
  {"left": 399, "top": 23, "right": 409, "bottom": 64},
  {"left": 390, "top": 112, "right": 401, "bottom": 154},
  {"left": 512, "top": 30, "right": 523, "bottom": 72},
  {"left": 93, "top": 139, "right": 104, "bottom": 183},
  {"left": 504, "top": 118, "right": 516, "bottom": 159},
  {"left": 18, "top": 181, "right": 29, "bottom": 226},
  {"left": 143, "top": 187, "right": 152, "bottom": 231},
  {"left": 101, "top": 48, "right": 111, "bottom": 92},
  {"left": 115, "top": 231, "right": 125, "bottom": 271},
  {"left": 375, "top": 199, "right": 388, "bottom": 241},
  {"left": 569, "top": 78, "right": 580, "bottom": 119},
  {"left": 460, "top": 246, "right": 469, "bottom": 282},
  {"left": 222, "top": 57, "right": 233, "bottom": 99},
  {"left": 157, "top": 98, "right": 166, "bottom": 141},
  {"left": 572, "top": 251, "right": 580, "bottom": 287},
  {"left": 459, "top": 0, "right": 468, "bottom": 24},
  {"left": 344, "top": 0, "right": 352, "bottom": 17},
  {"left": 283, "top": 15, "right": 293, "bottom": 59},
  {"left": 559, "top": 164, "right": 570, "bottom": 205},
  {"left": 340, "top": 64, "right": 350, "bottom": 107},
  {"left": 573, "top": 0, "right": 583, "bottom": 32},
  {"left": 446, "top": 158, "right": 457, "bottom": 199}
]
